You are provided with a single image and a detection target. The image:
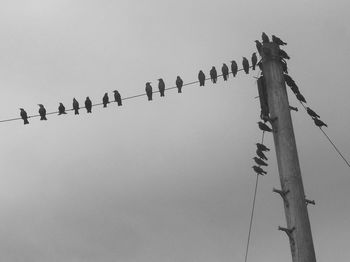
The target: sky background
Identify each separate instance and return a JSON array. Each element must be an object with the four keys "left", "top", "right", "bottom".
[{"left": 0, "top": 0, "right": 350, "bottom": 261}]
